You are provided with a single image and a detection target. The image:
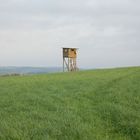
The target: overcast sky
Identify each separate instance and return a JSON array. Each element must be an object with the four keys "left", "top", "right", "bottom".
[{"left": 0, "top": 0, "right": 140, "bottom": 68}]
